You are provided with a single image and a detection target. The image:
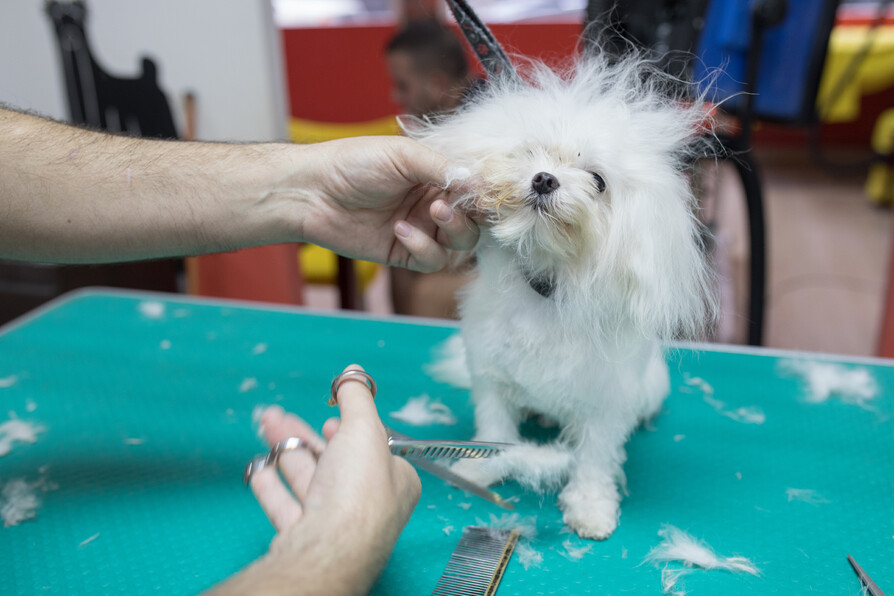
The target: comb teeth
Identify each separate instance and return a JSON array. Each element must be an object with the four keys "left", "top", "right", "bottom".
[{"left": 431, "top": 526, "right": 519, "bottom": 596}]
